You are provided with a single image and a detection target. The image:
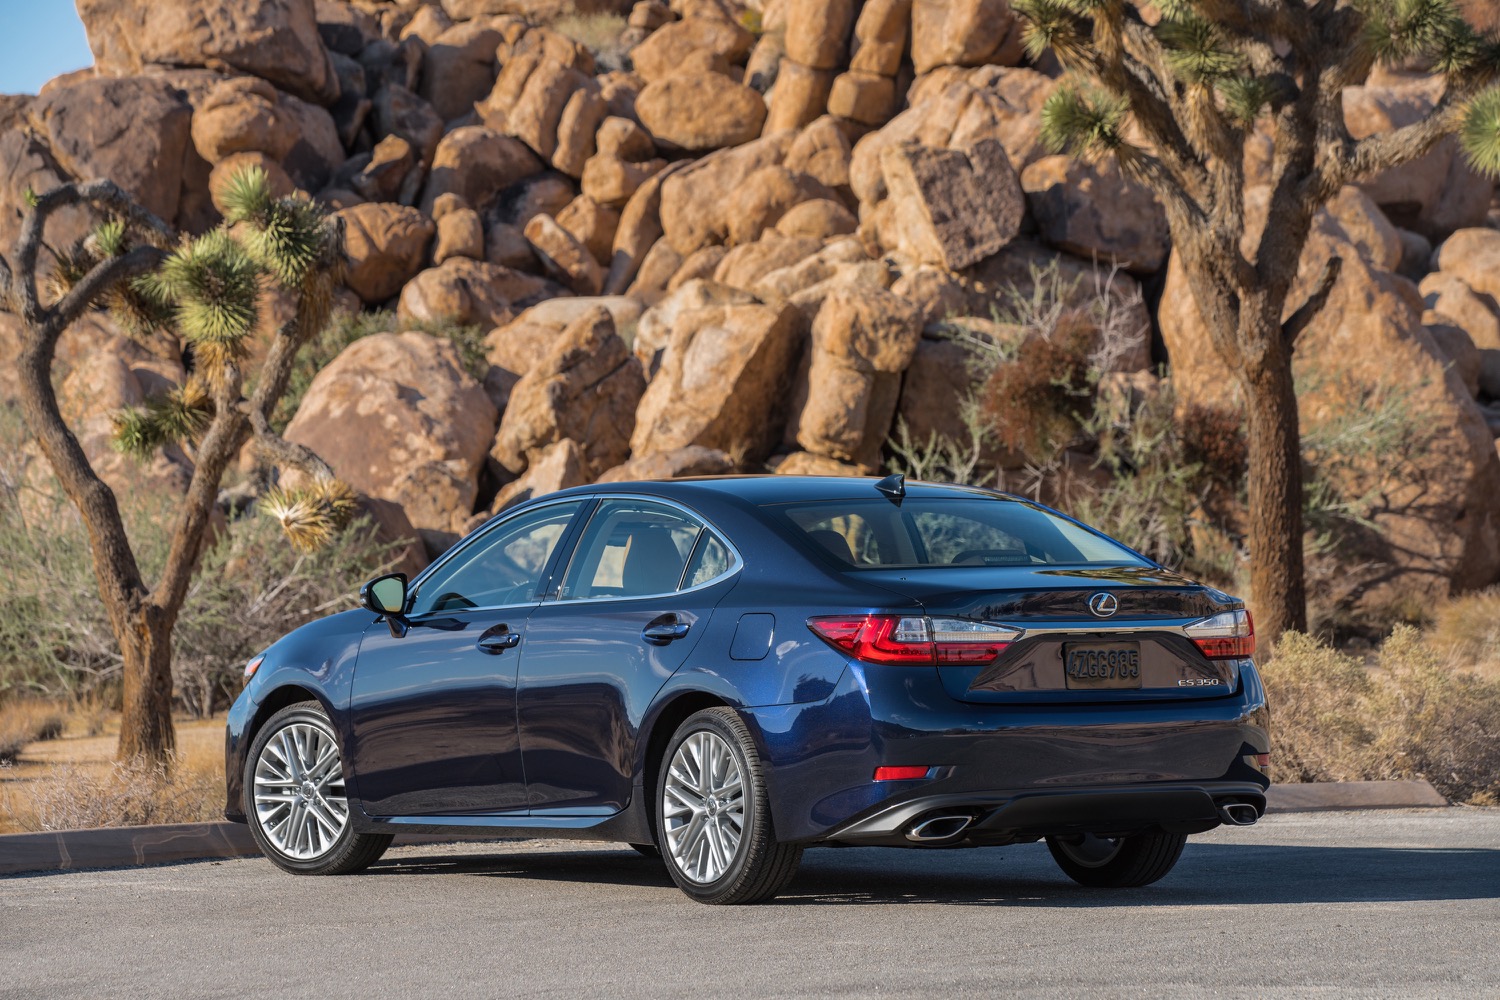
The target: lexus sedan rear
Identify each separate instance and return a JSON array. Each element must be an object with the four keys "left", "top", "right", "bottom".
[{"left": 225, "top": 476, "right": 1270, "bottom": 903}]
